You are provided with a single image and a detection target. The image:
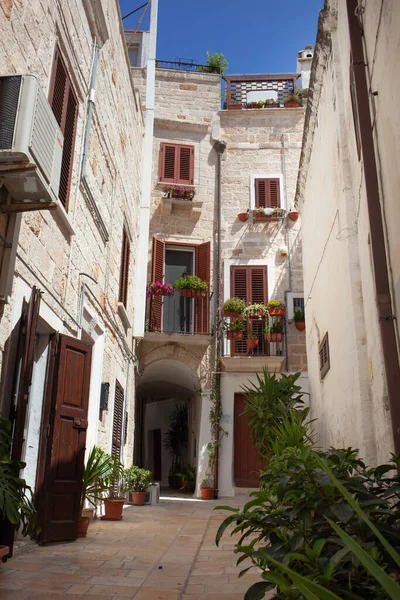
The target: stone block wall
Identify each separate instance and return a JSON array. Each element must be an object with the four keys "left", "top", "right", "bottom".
[{"left": 0, "top": 0, "right": 143, "bottom": 464}]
